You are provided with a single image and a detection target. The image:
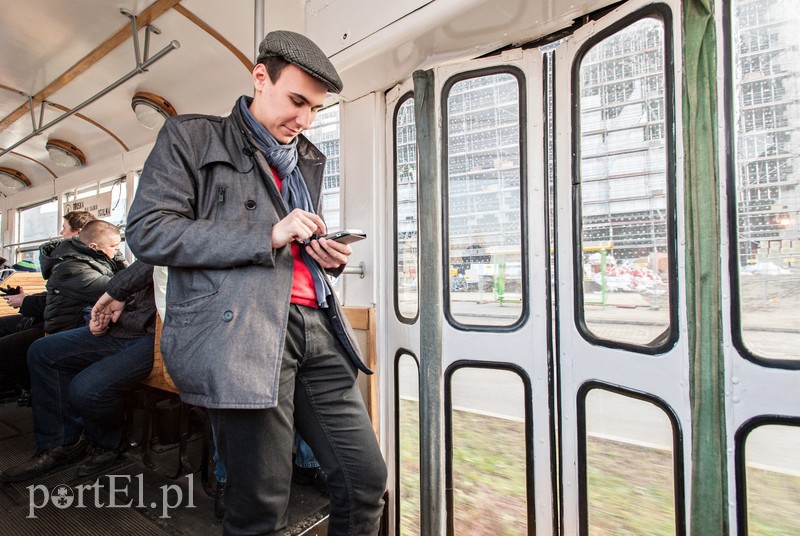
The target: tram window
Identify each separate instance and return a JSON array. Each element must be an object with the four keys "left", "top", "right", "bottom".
[
  {"left": 729, "top": 0, "right": 800, "bottom": 361},
  {"left": 396, "top": 353, "right": 421, "bottom": 535},
  {"left": 305, "top": 105, "right": 342, "bottom": 294},
  {"left": 19, "top": 198, "right": 58, "bottom": 245},
  {"left": 394, "top": 95, "right": 419, "bottom": 321},
  {"left": 741, "top": 423, "right": 800, "bottom": 534},
  {"left": 444, "top": 71, "right": 525, "bottom": 329},
  {"left": 582, "top": 388, "right": 679, "bottom": 535},
  {"left": 576, "top": 16, "right": 674, "bottom": 349},
  {"left": 17, "top": 199, "right": 59, "bottom": 268},
  {"left": 304, "top": 105, "right": 341, "bottom": 230},
  {"left": 447, "top": 366, "right": 528, "bottom": 535}
]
